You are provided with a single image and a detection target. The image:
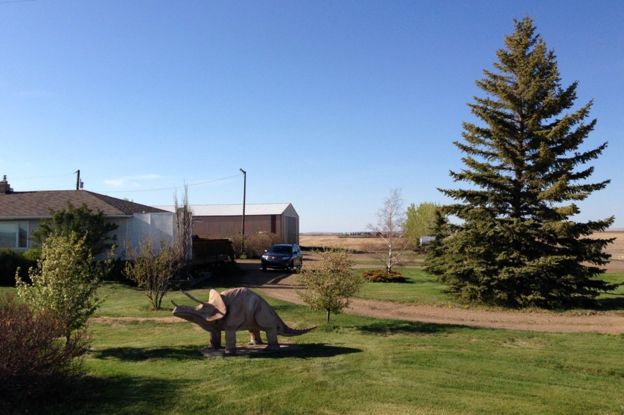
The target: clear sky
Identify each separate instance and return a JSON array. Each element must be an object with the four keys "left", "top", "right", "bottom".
[{"left": 1, "top": 0, "right": 622, "bottom": 232}]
